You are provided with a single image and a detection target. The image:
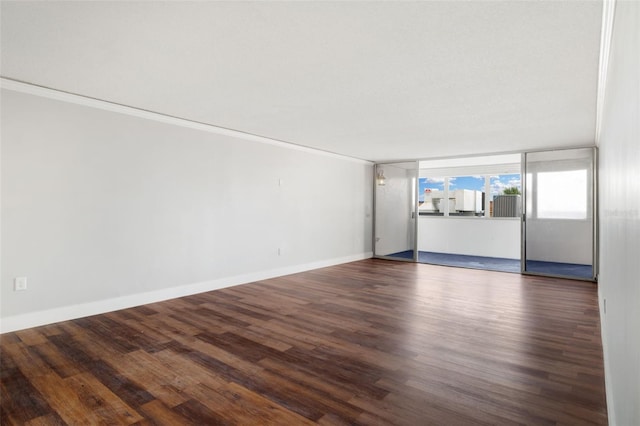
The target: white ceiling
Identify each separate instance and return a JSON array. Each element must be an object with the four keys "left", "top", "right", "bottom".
[{"left": 1, "top": 1, "right": 603, "bottom": 162}]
